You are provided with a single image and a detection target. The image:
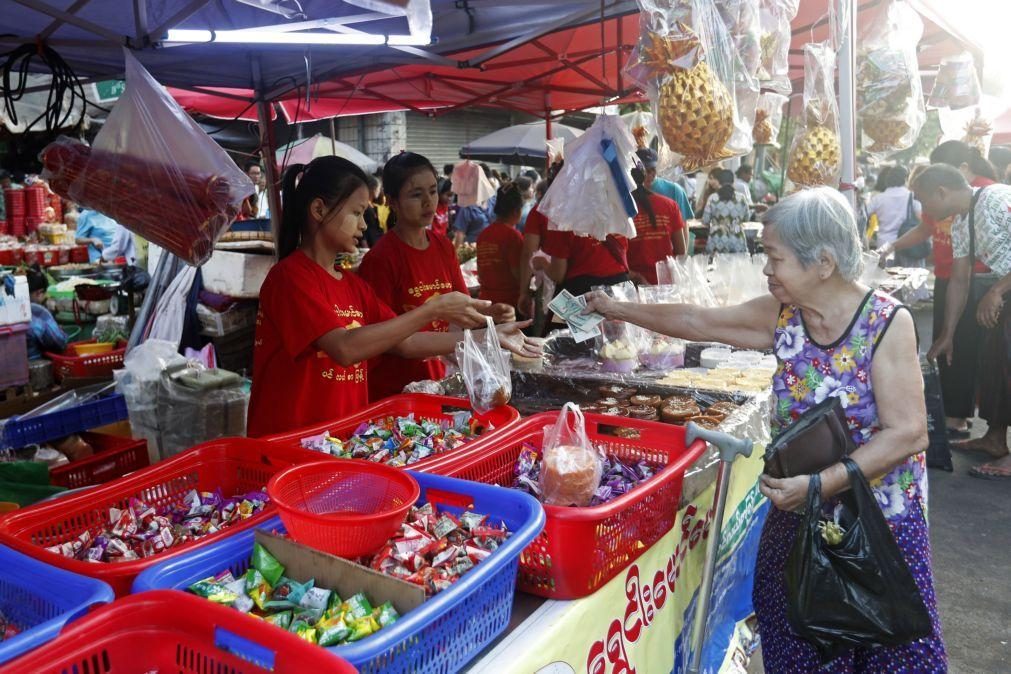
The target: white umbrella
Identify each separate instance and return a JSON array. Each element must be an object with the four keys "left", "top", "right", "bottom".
[
  {"left": 460, "top": 121, "right": 583, "bottom": 166},
  {"left": 275, "top": 133, "right": 379, "bottom": 173}
]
